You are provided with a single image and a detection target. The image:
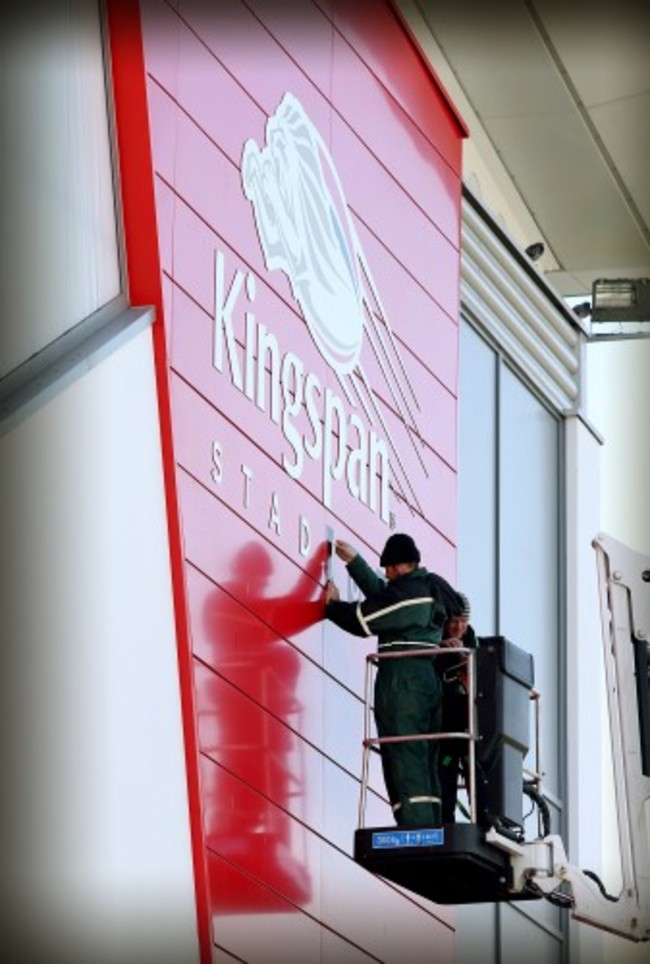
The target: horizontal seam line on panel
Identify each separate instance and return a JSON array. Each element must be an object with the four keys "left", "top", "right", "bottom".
[
  {"left": 170, "top": 367, "right": 377, "bottom": 532},
  {"left": 169, "top": 311, "right": 457, "bottom": 479},
  {"left": 163, "top": 257, "right": 458, "bottom": 479},
  {"left": 326, "top": 8, "right": 463, "bottom": 172},
  {"left": 171, "top": 366, "right": 302, "bottom": 488},
  {"left": 193, "top": 659, "right": 368, "bottom": 790},
  {"left": 177, "top": 455, "right": 455, "bottom": 615},
  {"left": 175, "top": 413, "right": 457, "bottom": 554},
  {"left": 155, "top": 172, "right": 308, "bottom": 326},
  {"left": 200, "top": 751, "right": 454, "bottom": 931},
  {"left": 191, "top": 607, "right": 362, "bottom": 707},
  {"left": 177, "top": 463, "right": 325, "bottom": 587},
  {"left": 147, "top": 61, "right": 462, "bottom": 334},
  {"left": 179, "top": 455, "right": 457, "bottom": 604},
  {"left": 202, "top": 833, "right": 388, "bottom": 958},
  {"left": 212, "top": 943, "right": 246, "bottom": 964},
  {"left": 157, "top": 4, "right": 461, "bottom": 254},
  {"left": 198, "top": 749, "right": 365, "bottom": 845},
  {"left": 172, "top": 383, "right": 457, "bottom": 550},
  {"left": 212, "top": 945, "right": 246, "bottom": 964},
  {"left": 155, "top": 166, "right": 458, "bottom": 399},
  {"left": 241, "top": 0, "right": 461, "bottom": 177},
  {"left": 147, "top": 73, "right": 239, "bottom": 175}
]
